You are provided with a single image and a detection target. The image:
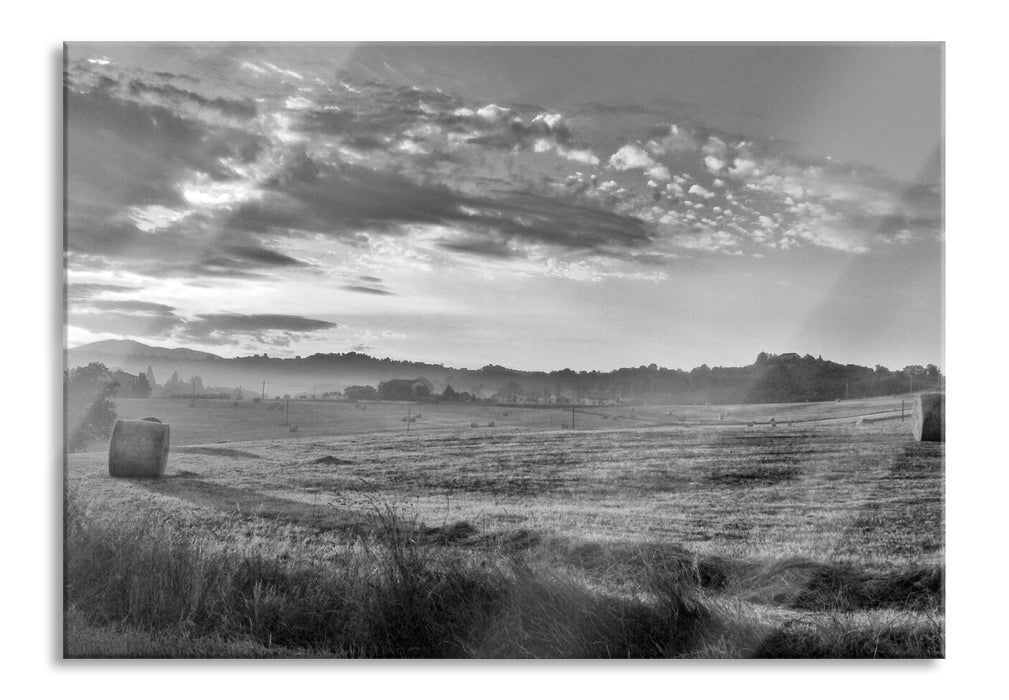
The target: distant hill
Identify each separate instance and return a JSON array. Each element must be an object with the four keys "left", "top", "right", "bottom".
[
  {"left": 64, "top": 341, "right": 944, "bottom": 406},
  {"left": 67, "top": 340, "right": 940, "bottom": 405},
  {"left": 69, "top": 340, "right": 223, "bottom": 362}
]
